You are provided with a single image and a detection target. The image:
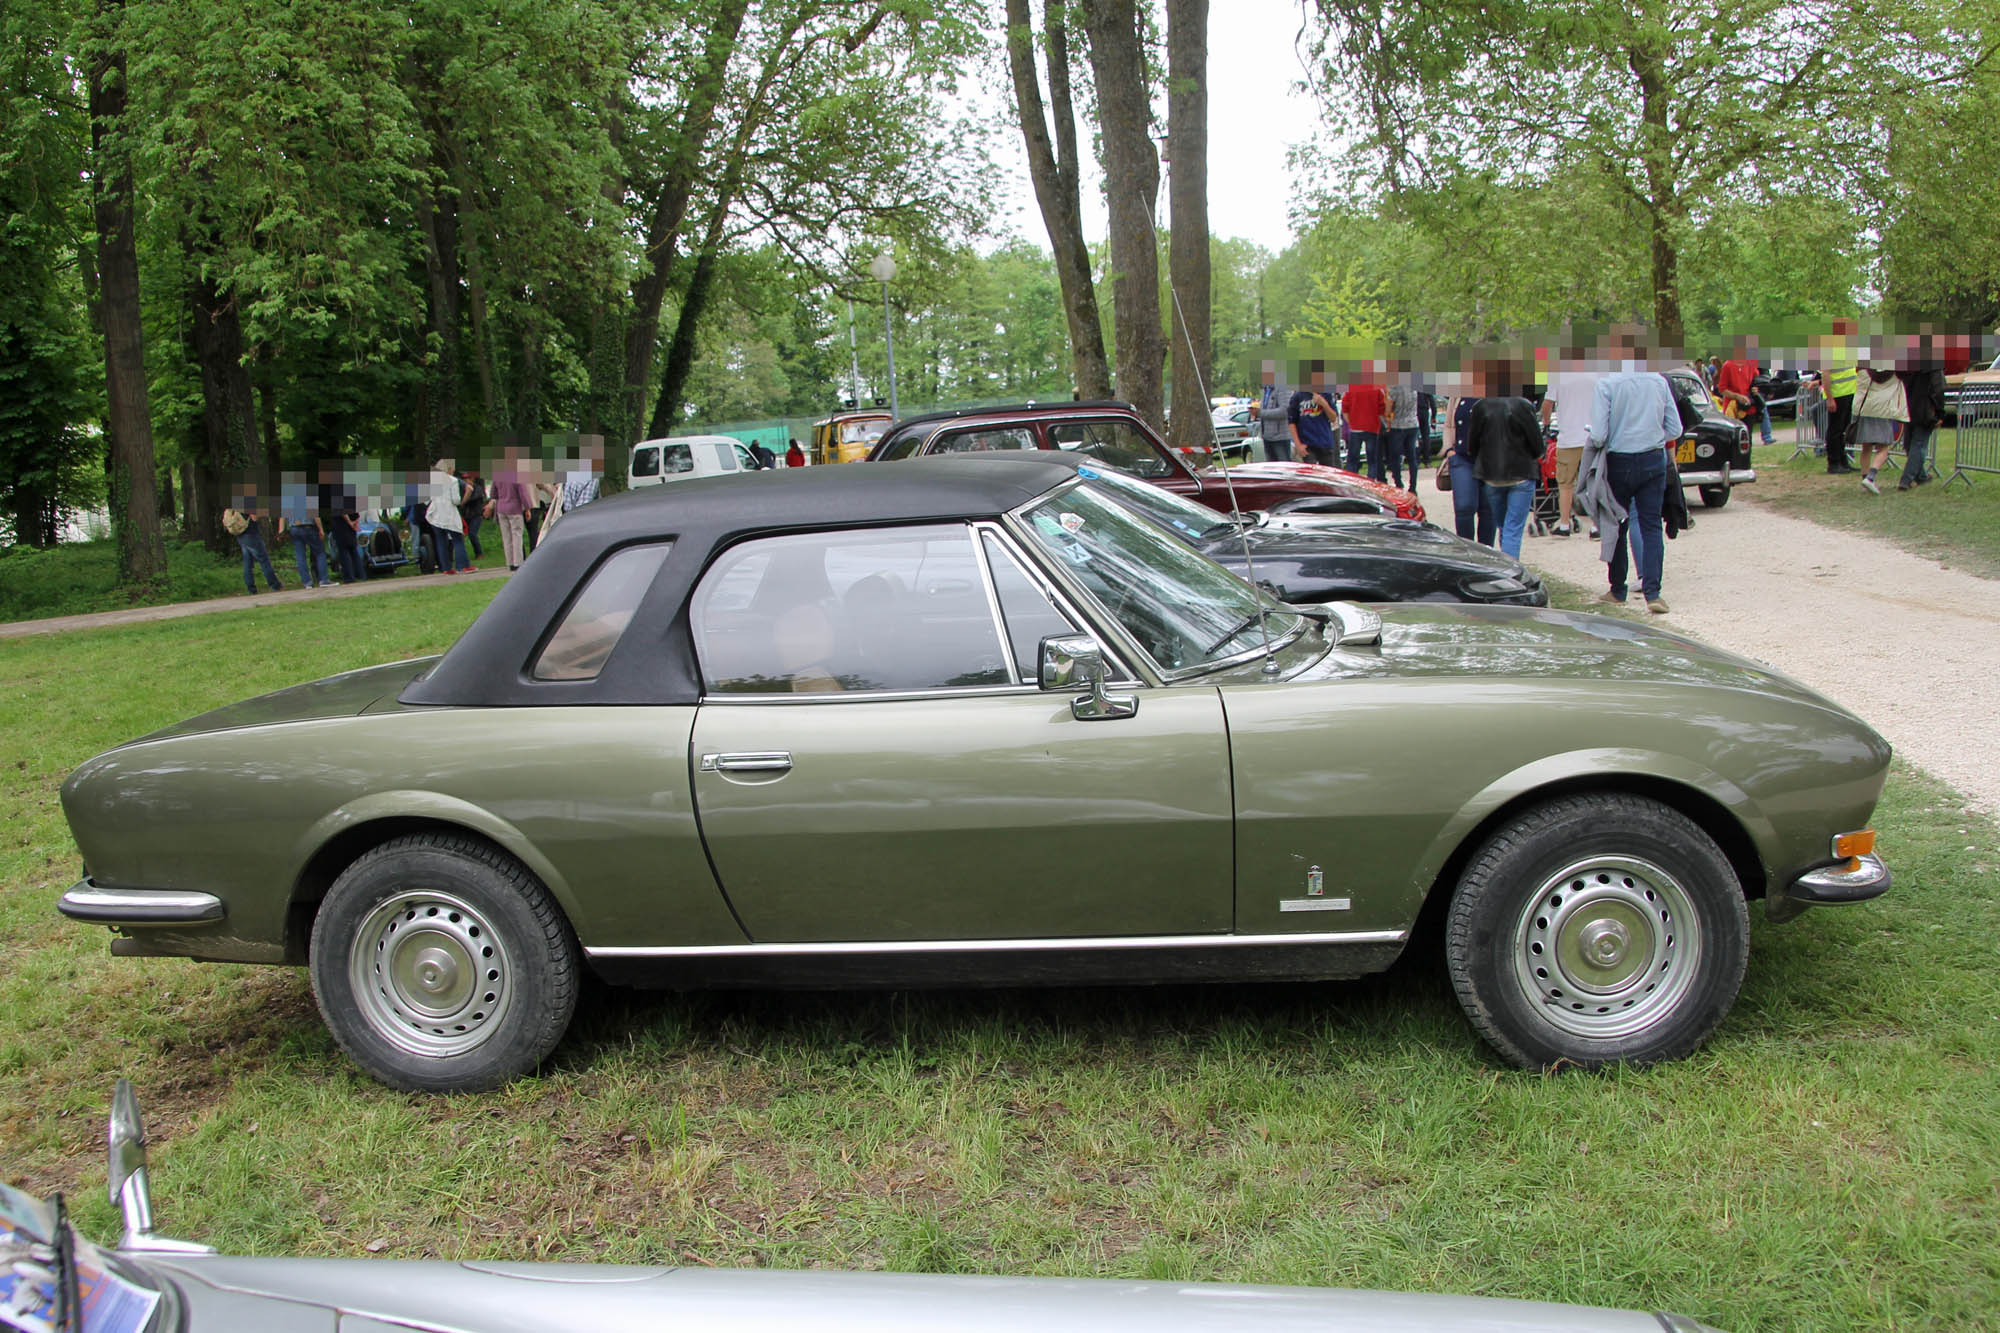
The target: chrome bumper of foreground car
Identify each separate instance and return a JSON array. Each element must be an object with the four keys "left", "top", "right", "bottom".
[
  {"left": 1677, "top": 467, "right": 1756, "bottom": 486},
  {"left": 58, "top": 879, "right": 225, "bottom": 927},
  {"left": 1785, "top": 853, "right": 1891, "bottom": 906}
]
